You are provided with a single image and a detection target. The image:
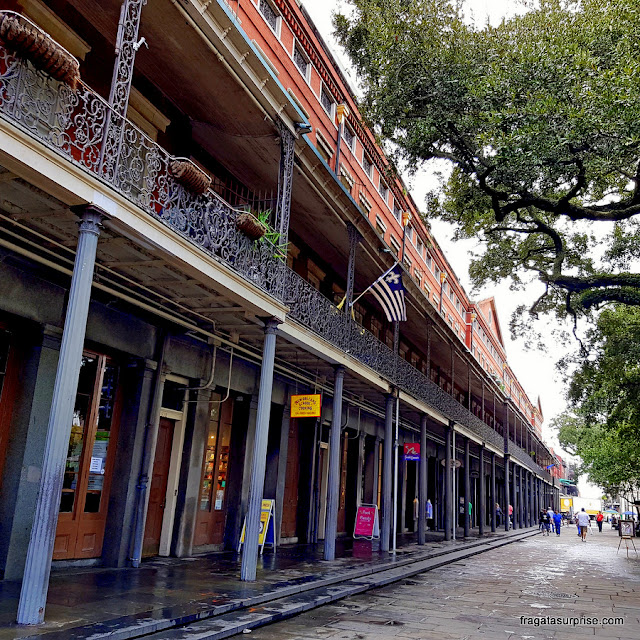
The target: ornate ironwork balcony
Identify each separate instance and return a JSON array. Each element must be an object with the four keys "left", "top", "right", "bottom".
[
  {"left": 0, "top": 46, "right": 286, "bottom": 300},
  {"left": 0, "top": 45, "right": 547, "bottom": 477}
]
